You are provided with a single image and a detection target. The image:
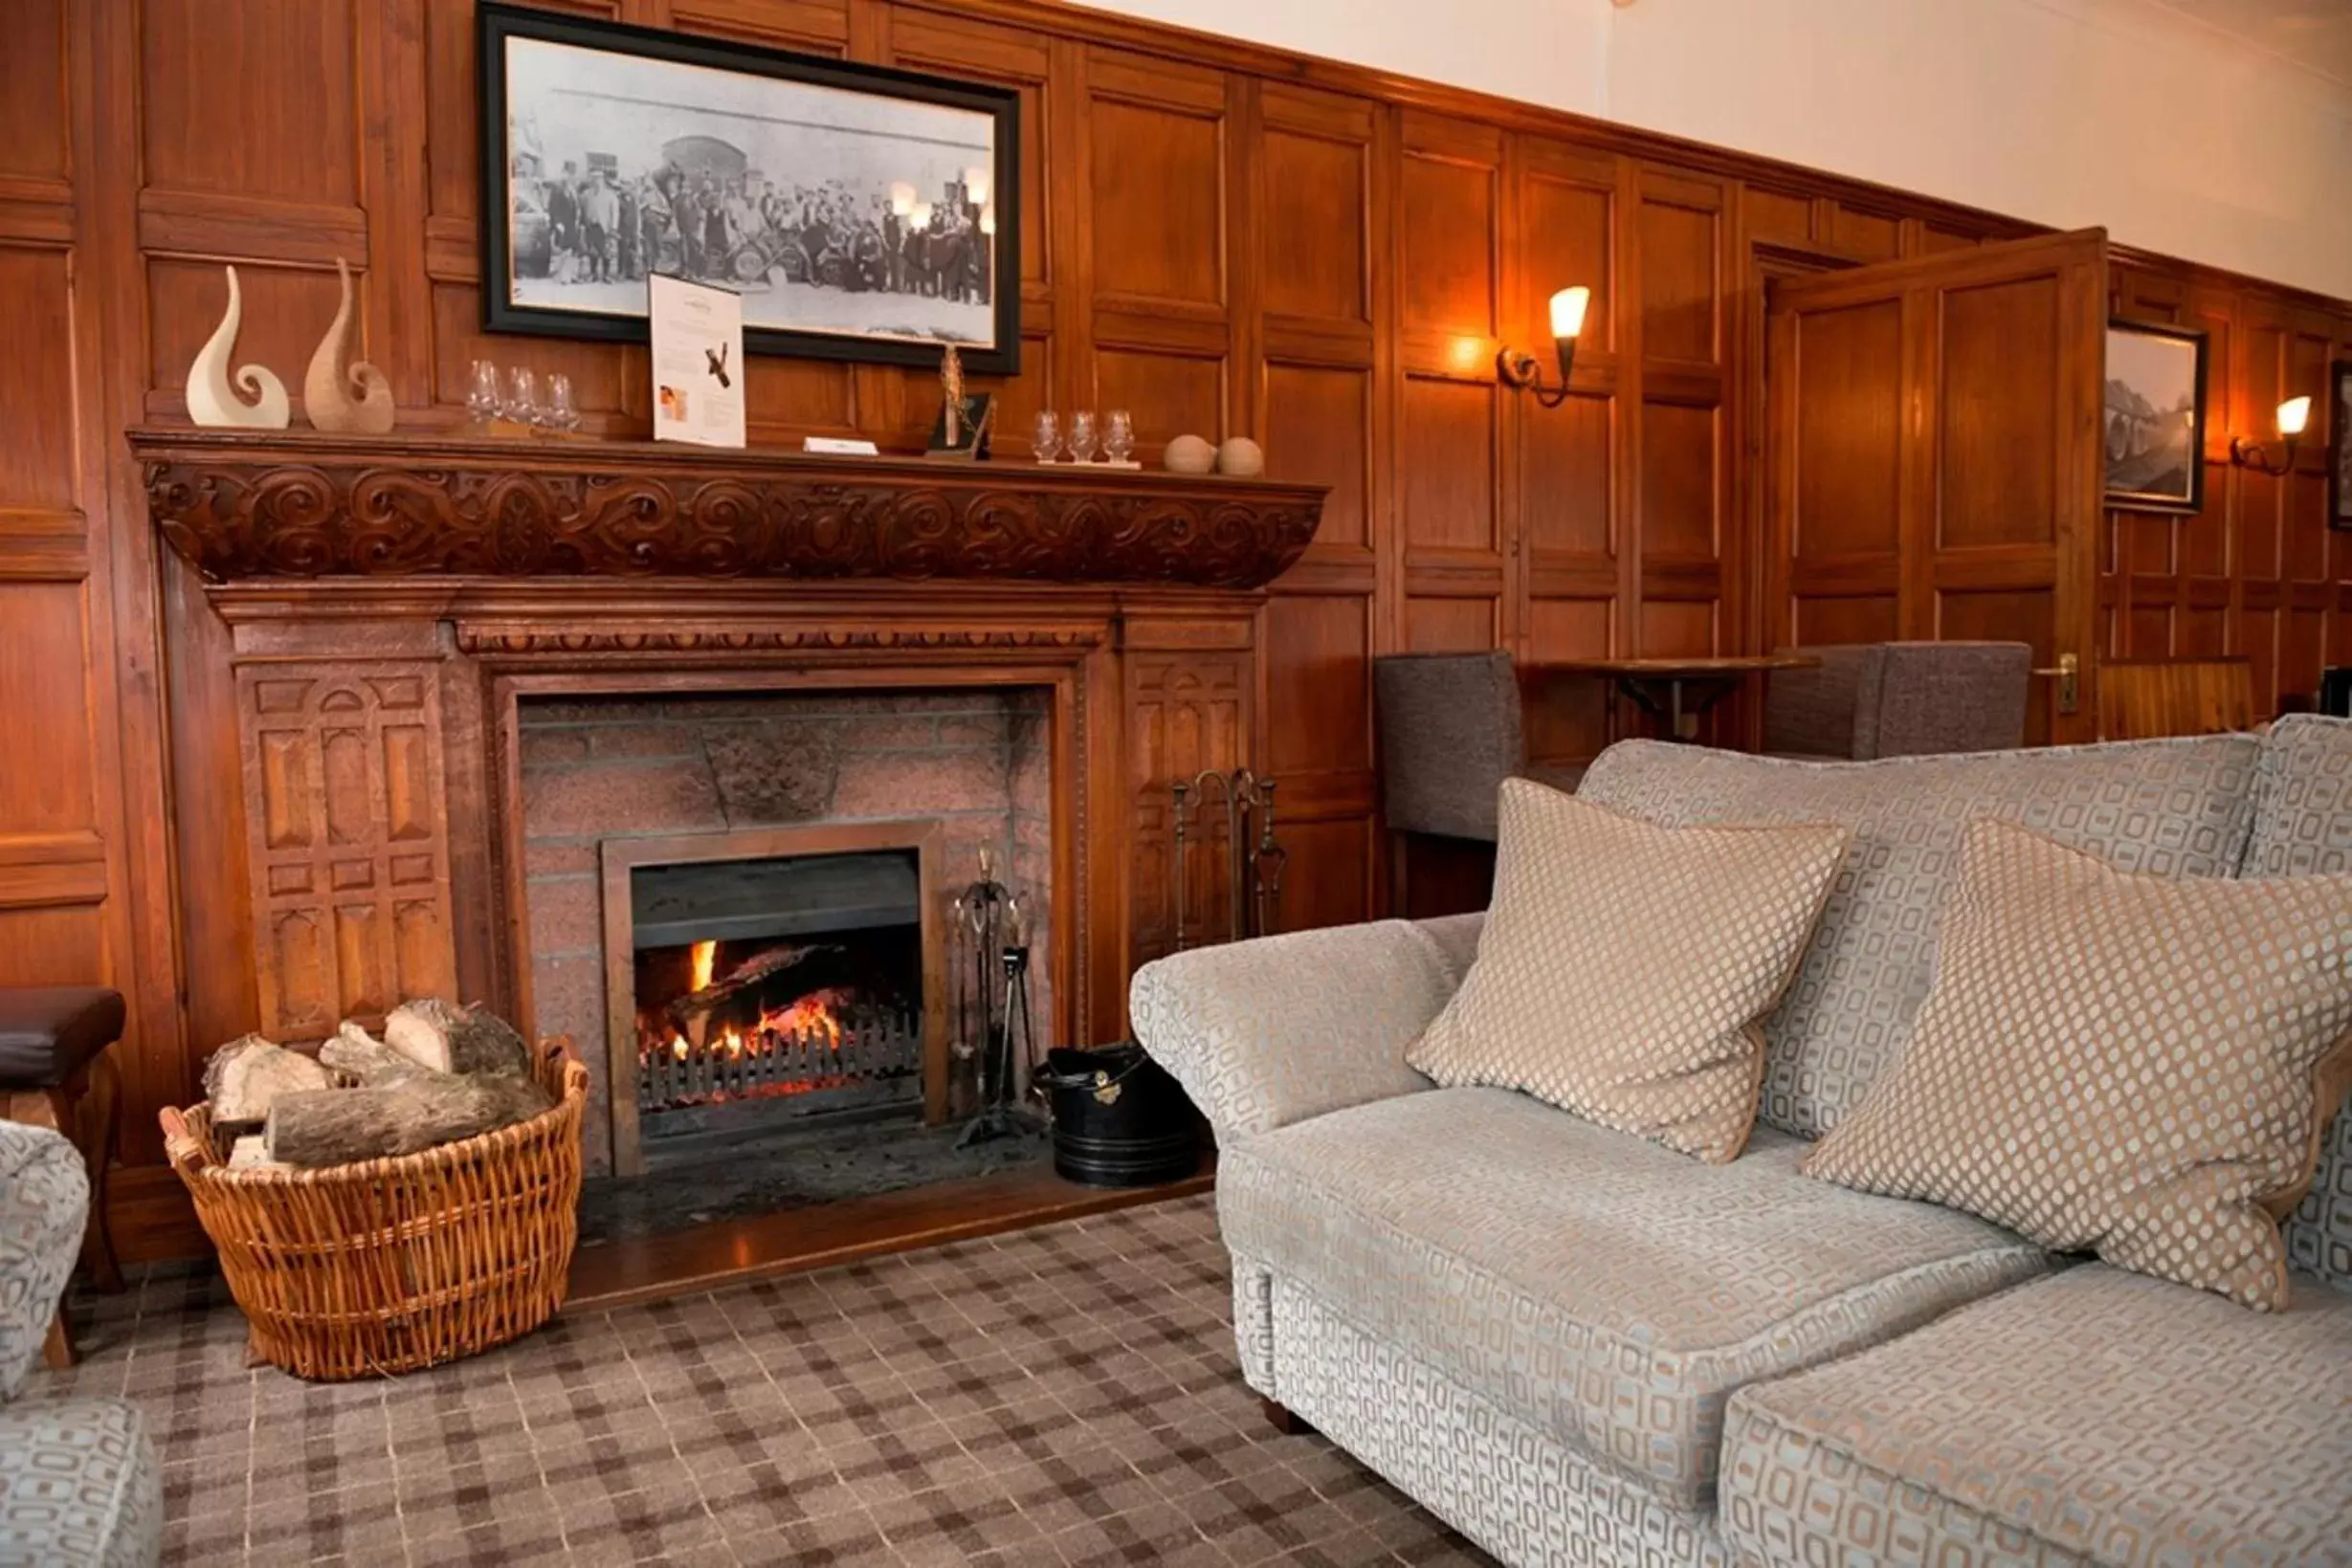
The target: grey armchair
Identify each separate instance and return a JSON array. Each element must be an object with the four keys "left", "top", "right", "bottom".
[
  {"left": 1764, "top": 642, "right": 2031, "bottom": 759},
  {"left": 0, "top": 1123, "right": 160, "bottom": 1567}
]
